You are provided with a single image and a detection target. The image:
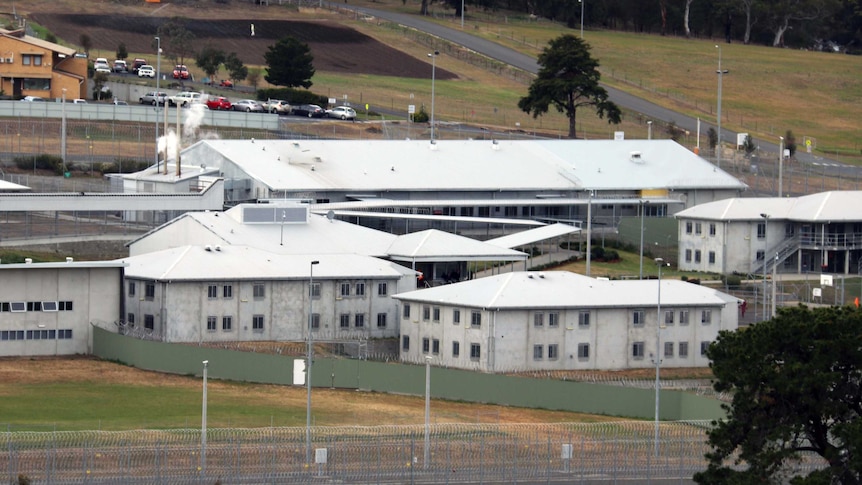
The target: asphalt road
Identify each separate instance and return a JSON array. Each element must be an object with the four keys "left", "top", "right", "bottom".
[{"left": 335, "top": 3, "right": 852, "bottom": 179}]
